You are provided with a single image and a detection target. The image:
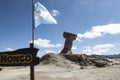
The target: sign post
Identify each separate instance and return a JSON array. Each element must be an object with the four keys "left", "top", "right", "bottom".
[
  {"left": 30, "top": 64, "right": 34, "bottom": 80},
  {"left": 0, "top": 43, "right": 39, "bottom": 80},
  {"left": 30, "top": 43, "right": 35, "bottom": 80}
]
